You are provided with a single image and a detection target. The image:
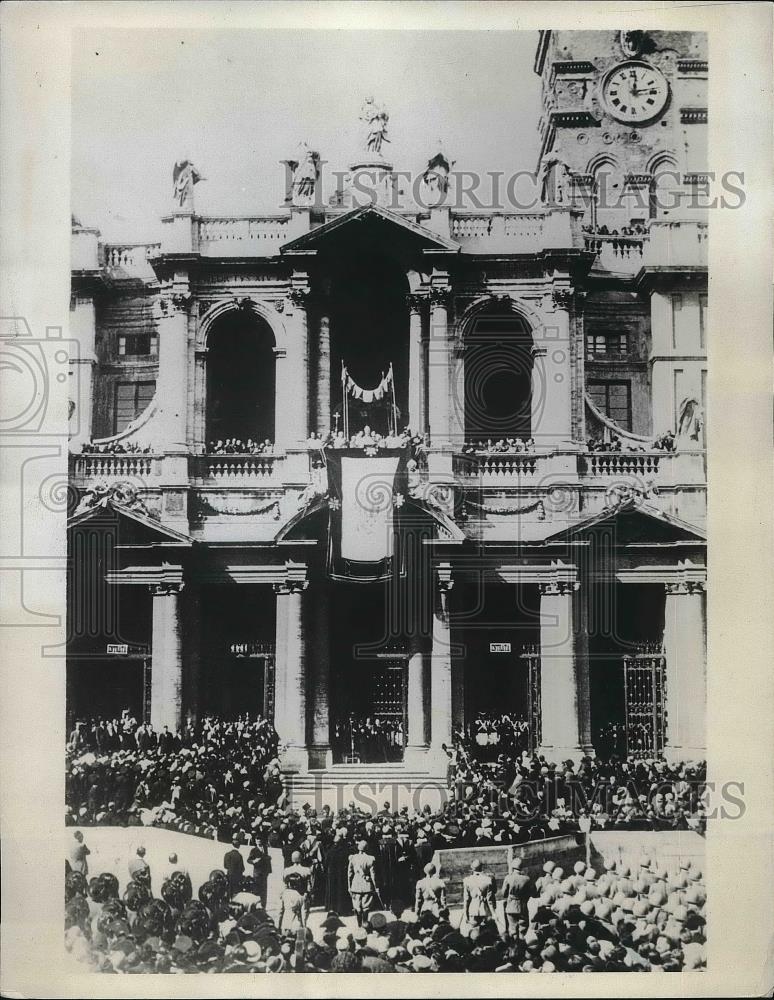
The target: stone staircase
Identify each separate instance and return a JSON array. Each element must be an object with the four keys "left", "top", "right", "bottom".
[{"left": 284, "top": 763, "right": 449, "bottom": 811}]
